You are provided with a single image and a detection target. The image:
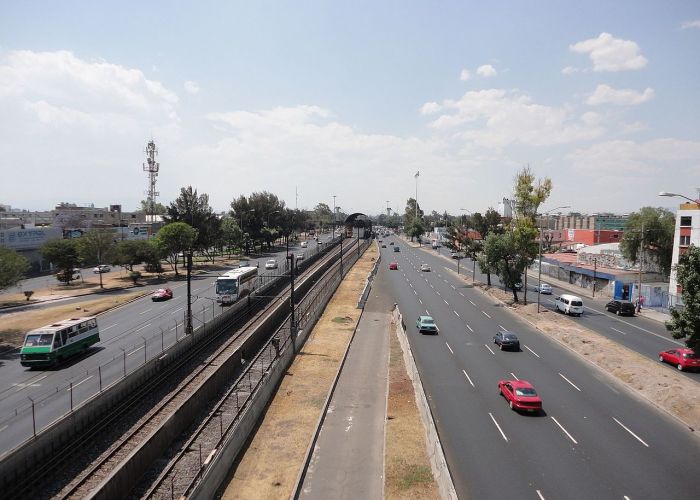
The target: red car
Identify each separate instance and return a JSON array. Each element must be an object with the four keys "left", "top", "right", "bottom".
[
  {"left": 498, "top": 380, "right": 543, "bottom": 413},
  {"left": 658, "top": 348, "right": 700, "bottom": 371},
  {"left": 389, "top": 262, "right": 398, "bottom": 270},
  {"left": 152, "top": 288, "right": 173, "bottom": 301}
]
